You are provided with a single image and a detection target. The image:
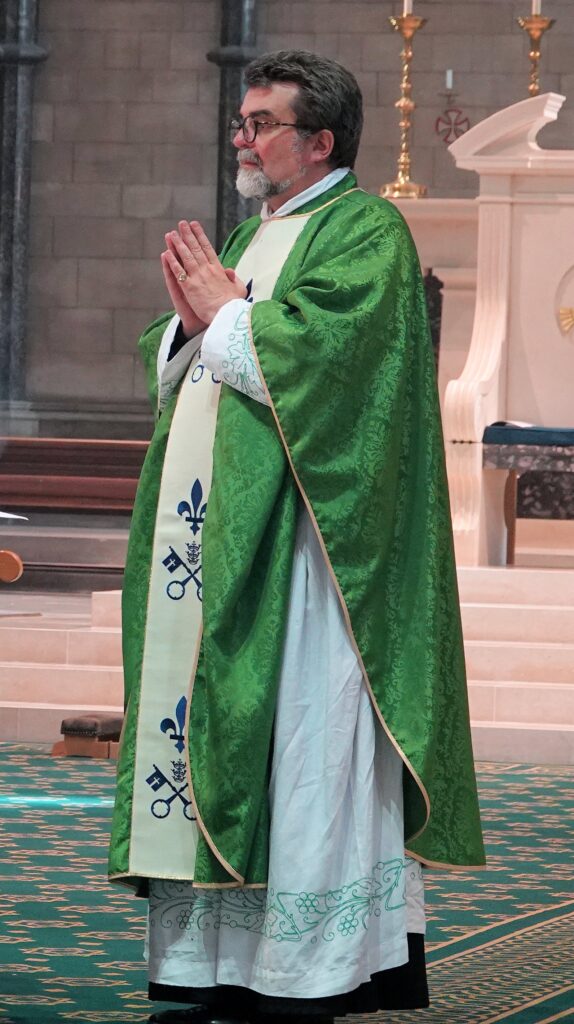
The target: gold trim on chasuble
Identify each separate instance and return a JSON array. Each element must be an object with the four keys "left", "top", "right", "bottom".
[
  {"left": 244, "top": 326, "right": 434, "bottom": 858},
  {"left": 265, "top": 186, "right": 360, "bottom": 221},
  {"left": 124, "top": 211, "right": 313, "bottom": 886},
  {"left": 242, "top": 196, "right": 483, "bottom": 869},
  {"left": 244, "top": 336, "right": 485, "bottom": 871}
]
